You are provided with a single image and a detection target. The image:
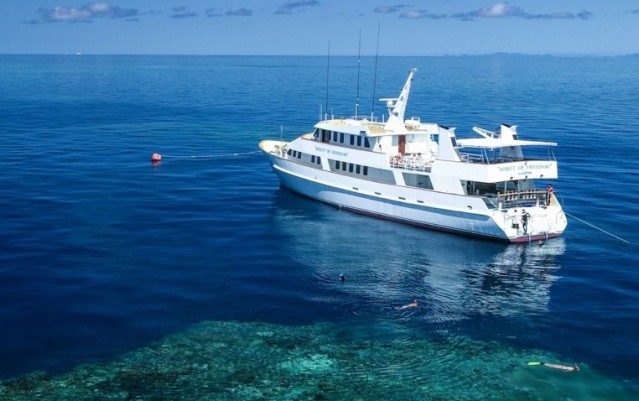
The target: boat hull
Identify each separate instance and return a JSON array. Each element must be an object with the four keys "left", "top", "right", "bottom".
[{"left": 263, "top": 151, "right": 564, "bottom": 243}]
